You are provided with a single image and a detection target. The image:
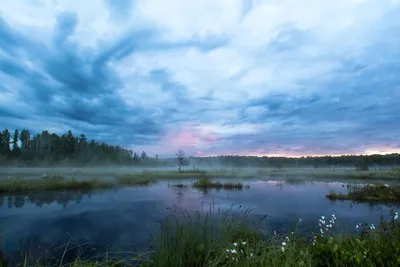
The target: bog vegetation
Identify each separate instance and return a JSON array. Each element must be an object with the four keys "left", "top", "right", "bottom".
[{"left": 327, "top": 184, "right": 400, "bottom": 203}]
